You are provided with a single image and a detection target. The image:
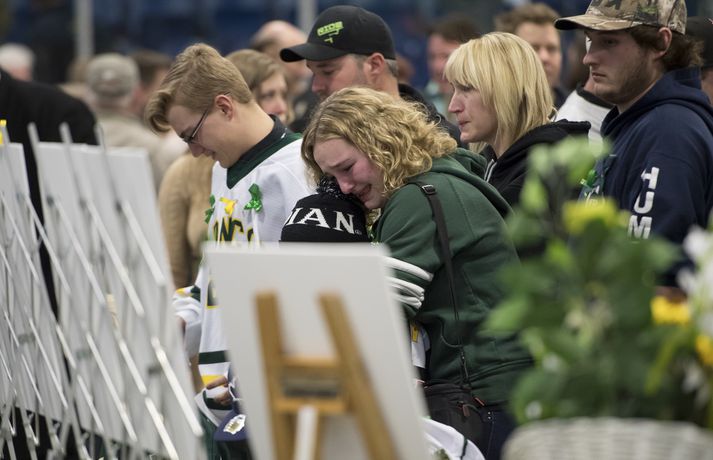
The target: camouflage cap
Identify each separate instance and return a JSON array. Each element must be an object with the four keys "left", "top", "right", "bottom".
[{"left": 555, "top": 0, "right": 687, "bottom": 34}]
